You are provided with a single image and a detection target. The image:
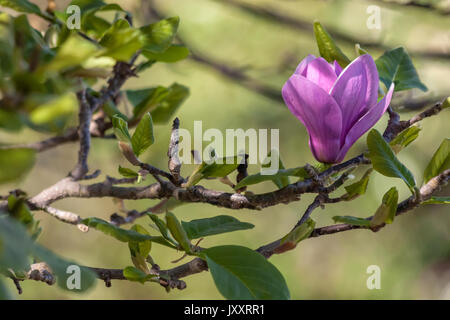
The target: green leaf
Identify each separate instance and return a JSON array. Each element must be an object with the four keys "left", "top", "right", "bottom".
[
  {"left": 128, "top": 225, "right": 152, "bottom": 273},
  {"left": 43, "top": 35, "right": 99, "bottom": 72},
  {"left": 181, "top": 215, "right": 254, "bottom": 240},
  {"left": 370, "top": 187, "right": 398, "bottom": 227},
  {"left": 185, "top": 156, "right": 243, "bottom": 187},
  {"left": 375, "top": 47, "right": 427, "bottom": 92},
  {"left": 131, "top": 113, "right": 154, "bottom": 157},
  {"left": 278, "top": 218, "right": 315, "bottom": 253},
  {"left": 142, "top": 44, "right": 189, "bottom": 63},
  {"left": 118, "top": 166, "right": 139, "bottom": 178},
  {"left": 112, "top": 115, "right": 131, "bottom": 143},
  {"left": 82, "top": 217, "right": 155, "bottom": 242},
  {"left": 147, "top": 213, "right": 175, "bottom": 244},
  {"left": 123, "top": 266, "right": 155, "bottom": 284},
  {"left": 261, "top": 150, "right": 289, "bottom": 189},
  {"left": 99, "top": 19, "right": 145, "bottom": 61},
  {"left": 342, "top": 169, "right": 373, "bottom": 200},
  {"left": 165, "top": 212, "right": 191, "bottom": 252},
  {"left": 128, "top": 87, "right": 168, "bottom": 119},
  {"left": 423, "top": 138, "right": 450, "bottom": 183},
  {"left": 313, "top": 21, "right": 350, "bottom": 68},
  {"left": 422, "top": 196, "right": 450, "bottom": 205},
  {"left": 332, "top": 216, "right": 371, "bottom": 227},
  {"left": 151, "top": 83, "right": 189, "bottom": 124},
  {"left": 0, "top": 109, "right": 23, "bottom": 132},
  {"left": 29, "top": 93, "right": 78, "bottom": 133},
  {"left": 389, "top": 126, "right": 421, "bottom": 154},
  {"left": 0, "top": 0, "right": 42, "bottom": 15},
  {"left": 442, "top": 97, "right": 450, "bottom": 109},
  {"left": 0, "top": 278, "right": 12, "bottom": 300},
  {"left": 0, "top": 148, "right": 35, "bottom": 184},
  {"left": 367, "top": 129, "right": 416, "bottom": 190},
  {"left": 140, "top": 17, "right": 179, "bottom": 53},
  {"left": 235, "top": 166, "right": 309, "bottom": 190},
  {"left": 203, "top": 245, "right": 290, "bottom": 300}
]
